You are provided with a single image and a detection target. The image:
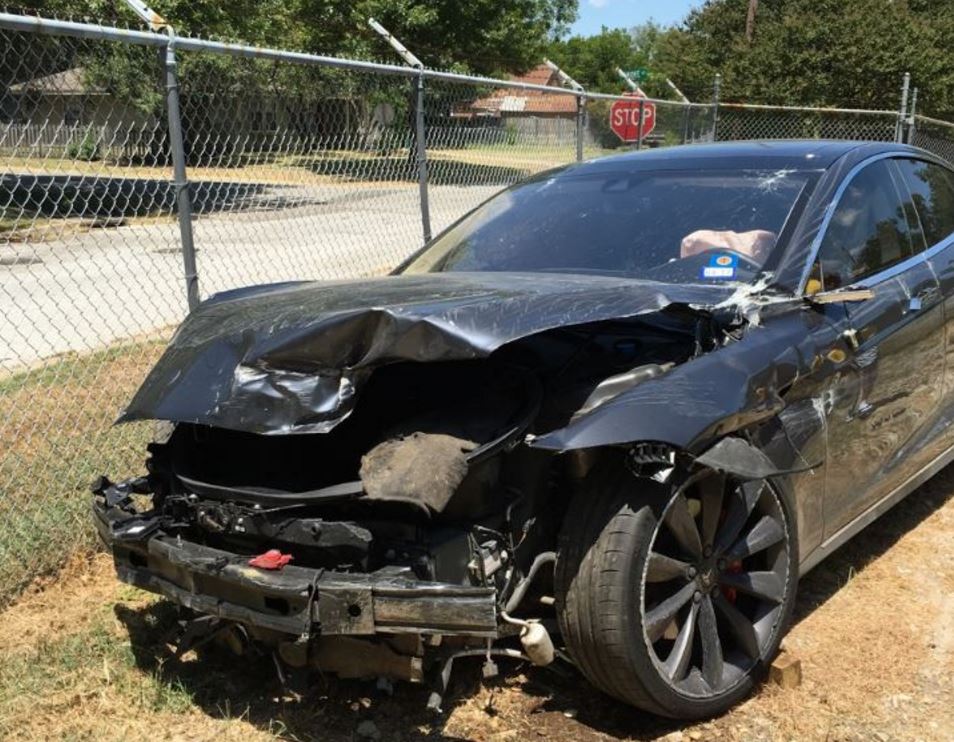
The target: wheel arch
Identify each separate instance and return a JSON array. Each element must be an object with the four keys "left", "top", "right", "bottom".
[{"left": 548, "top": 409, "right": 824, "bottom": 567}]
